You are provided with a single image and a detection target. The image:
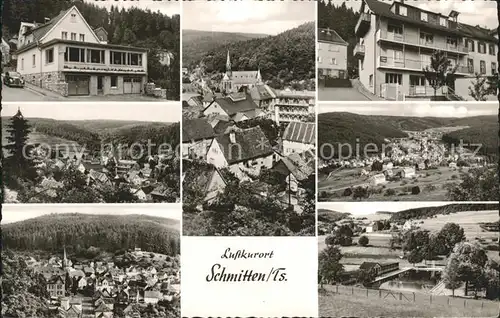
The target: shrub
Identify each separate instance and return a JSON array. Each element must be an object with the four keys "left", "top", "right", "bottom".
[
  {"left": 451, "top": 174, "right": 459, "bottom": 180},
  {"left": 353, "top": 187, "right": 369, "bottom": 200},
  {"left": 424, "top": 184, "right": 436, "bottom": 192},
  {"left": 411, "top": 186, "right": 421, "bottom": 195},
  {"left": 358, "top": 235, "right": 369, "bottom": 246},
  {"left": 343, "top": 188, "right": 353, "bottom": 196},
  {"left": 384, "top": 188, "right": 396, "bottom": 196},
  {"left": 485, "top": 244, "right": 499, "bottom": 251}
]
